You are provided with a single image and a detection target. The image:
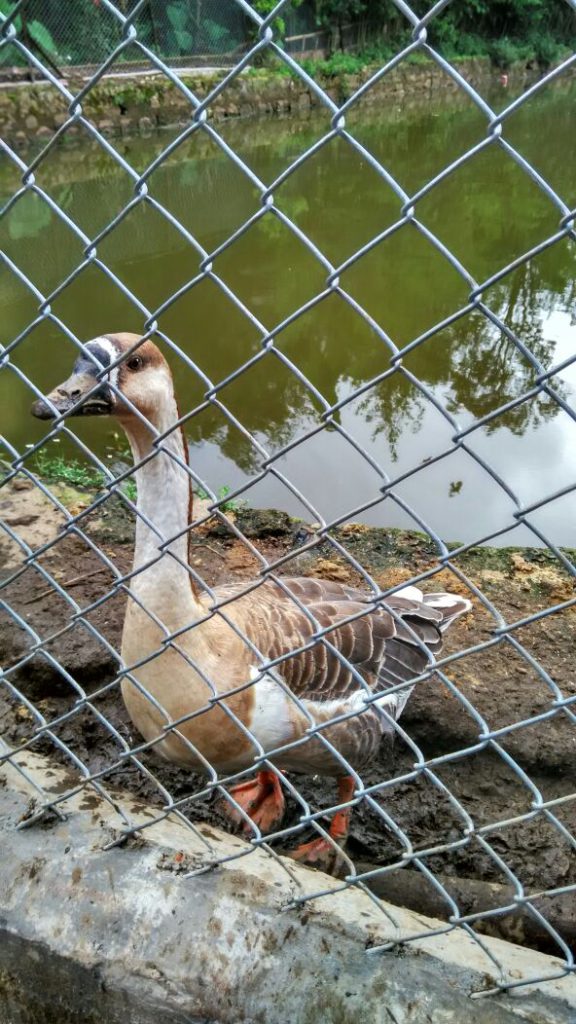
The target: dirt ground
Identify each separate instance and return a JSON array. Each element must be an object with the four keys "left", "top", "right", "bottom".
[{"left": 1, "top": 473, "right": 575, "bottom": 956}]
